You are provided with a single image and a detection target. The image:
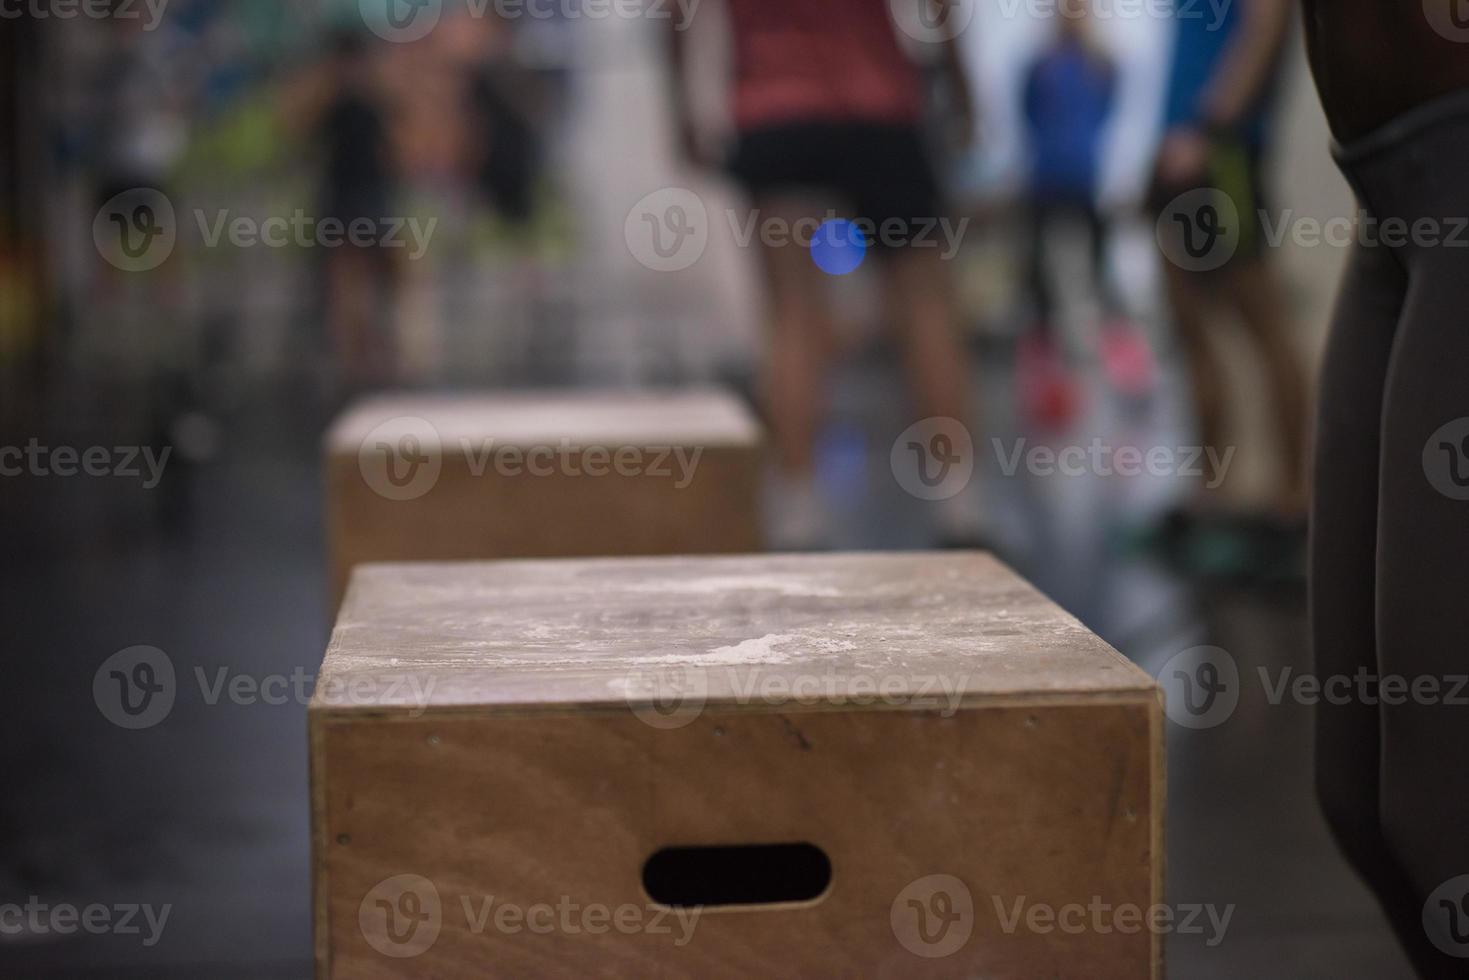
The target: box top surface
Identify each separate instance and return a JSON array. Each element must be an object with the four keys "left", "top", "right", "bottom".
[
  {"left": 314, "top": 553, "right": 1157, "bottom": 716},
  {"left": 326, "top": 388, "right": 761, "bottom": 452}
]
